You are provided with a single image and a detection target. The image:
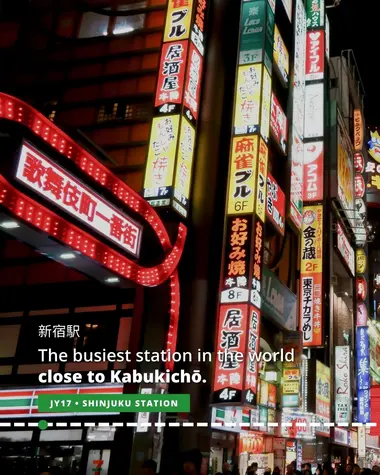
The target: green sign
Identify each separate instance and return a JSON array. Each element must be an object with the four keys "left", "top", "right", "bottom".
[
  {"left": 262, "top": 266, "right": 297, "bottom": 331},
  {"left": 239, "top": 0, "right": 266, "bottom": 65},
  {"left": 264, "top": 2, "right": 274, "bottom": 74},
  {"left": 38, "top": 394, "right": 190, "bottom": 413},
  {"left": 306, "top": 0, "right": 325, "bottom": 29}
]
